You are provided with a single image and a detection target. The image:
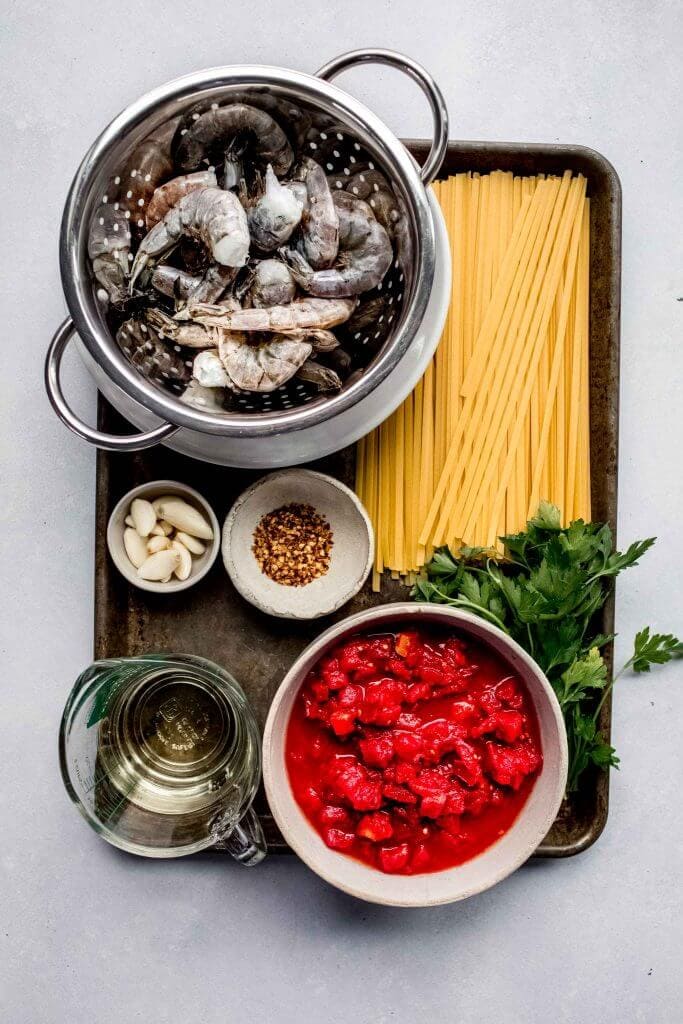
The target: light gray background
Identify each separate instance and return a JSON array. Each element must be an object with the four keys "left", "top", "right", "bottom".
[{"left": 2, "top": 2, "right": 681, "bottom": 1021}]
